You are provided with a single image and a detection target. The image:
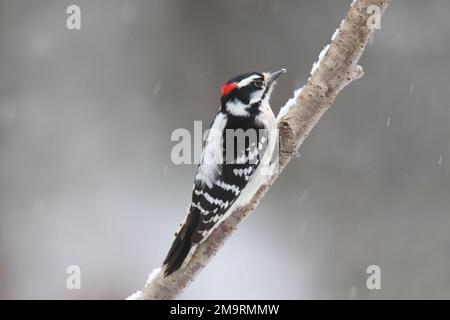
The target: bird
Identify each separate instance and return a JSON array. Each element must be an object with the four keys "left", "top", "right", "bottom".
[{"left": 163, "top": 69, "right": 287, "bottom": 276}]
